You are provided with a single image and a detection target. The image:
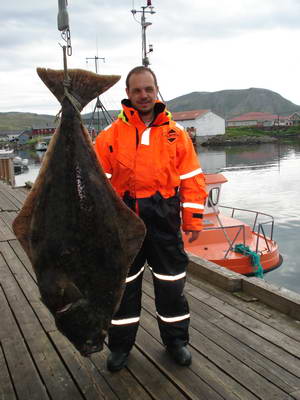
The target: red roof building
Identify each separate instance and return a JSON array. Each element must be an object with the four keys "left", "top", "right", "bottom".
[{"left": 227, "top": 112, "right": 293, "bottom": 127}]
